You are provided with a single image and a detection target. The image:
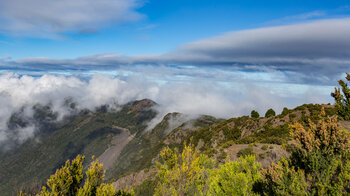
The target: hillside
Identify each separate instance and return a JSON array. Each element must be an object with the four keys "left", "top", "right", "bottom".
[
  {"left": 0, "top": 99, "right": 157, "bottom": 195},
  {"left": 112, "top": 103, "right": 340, "bottom": 195},
  {"left": 1, "top": 98, "right": 346, "bottom": 195}
]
